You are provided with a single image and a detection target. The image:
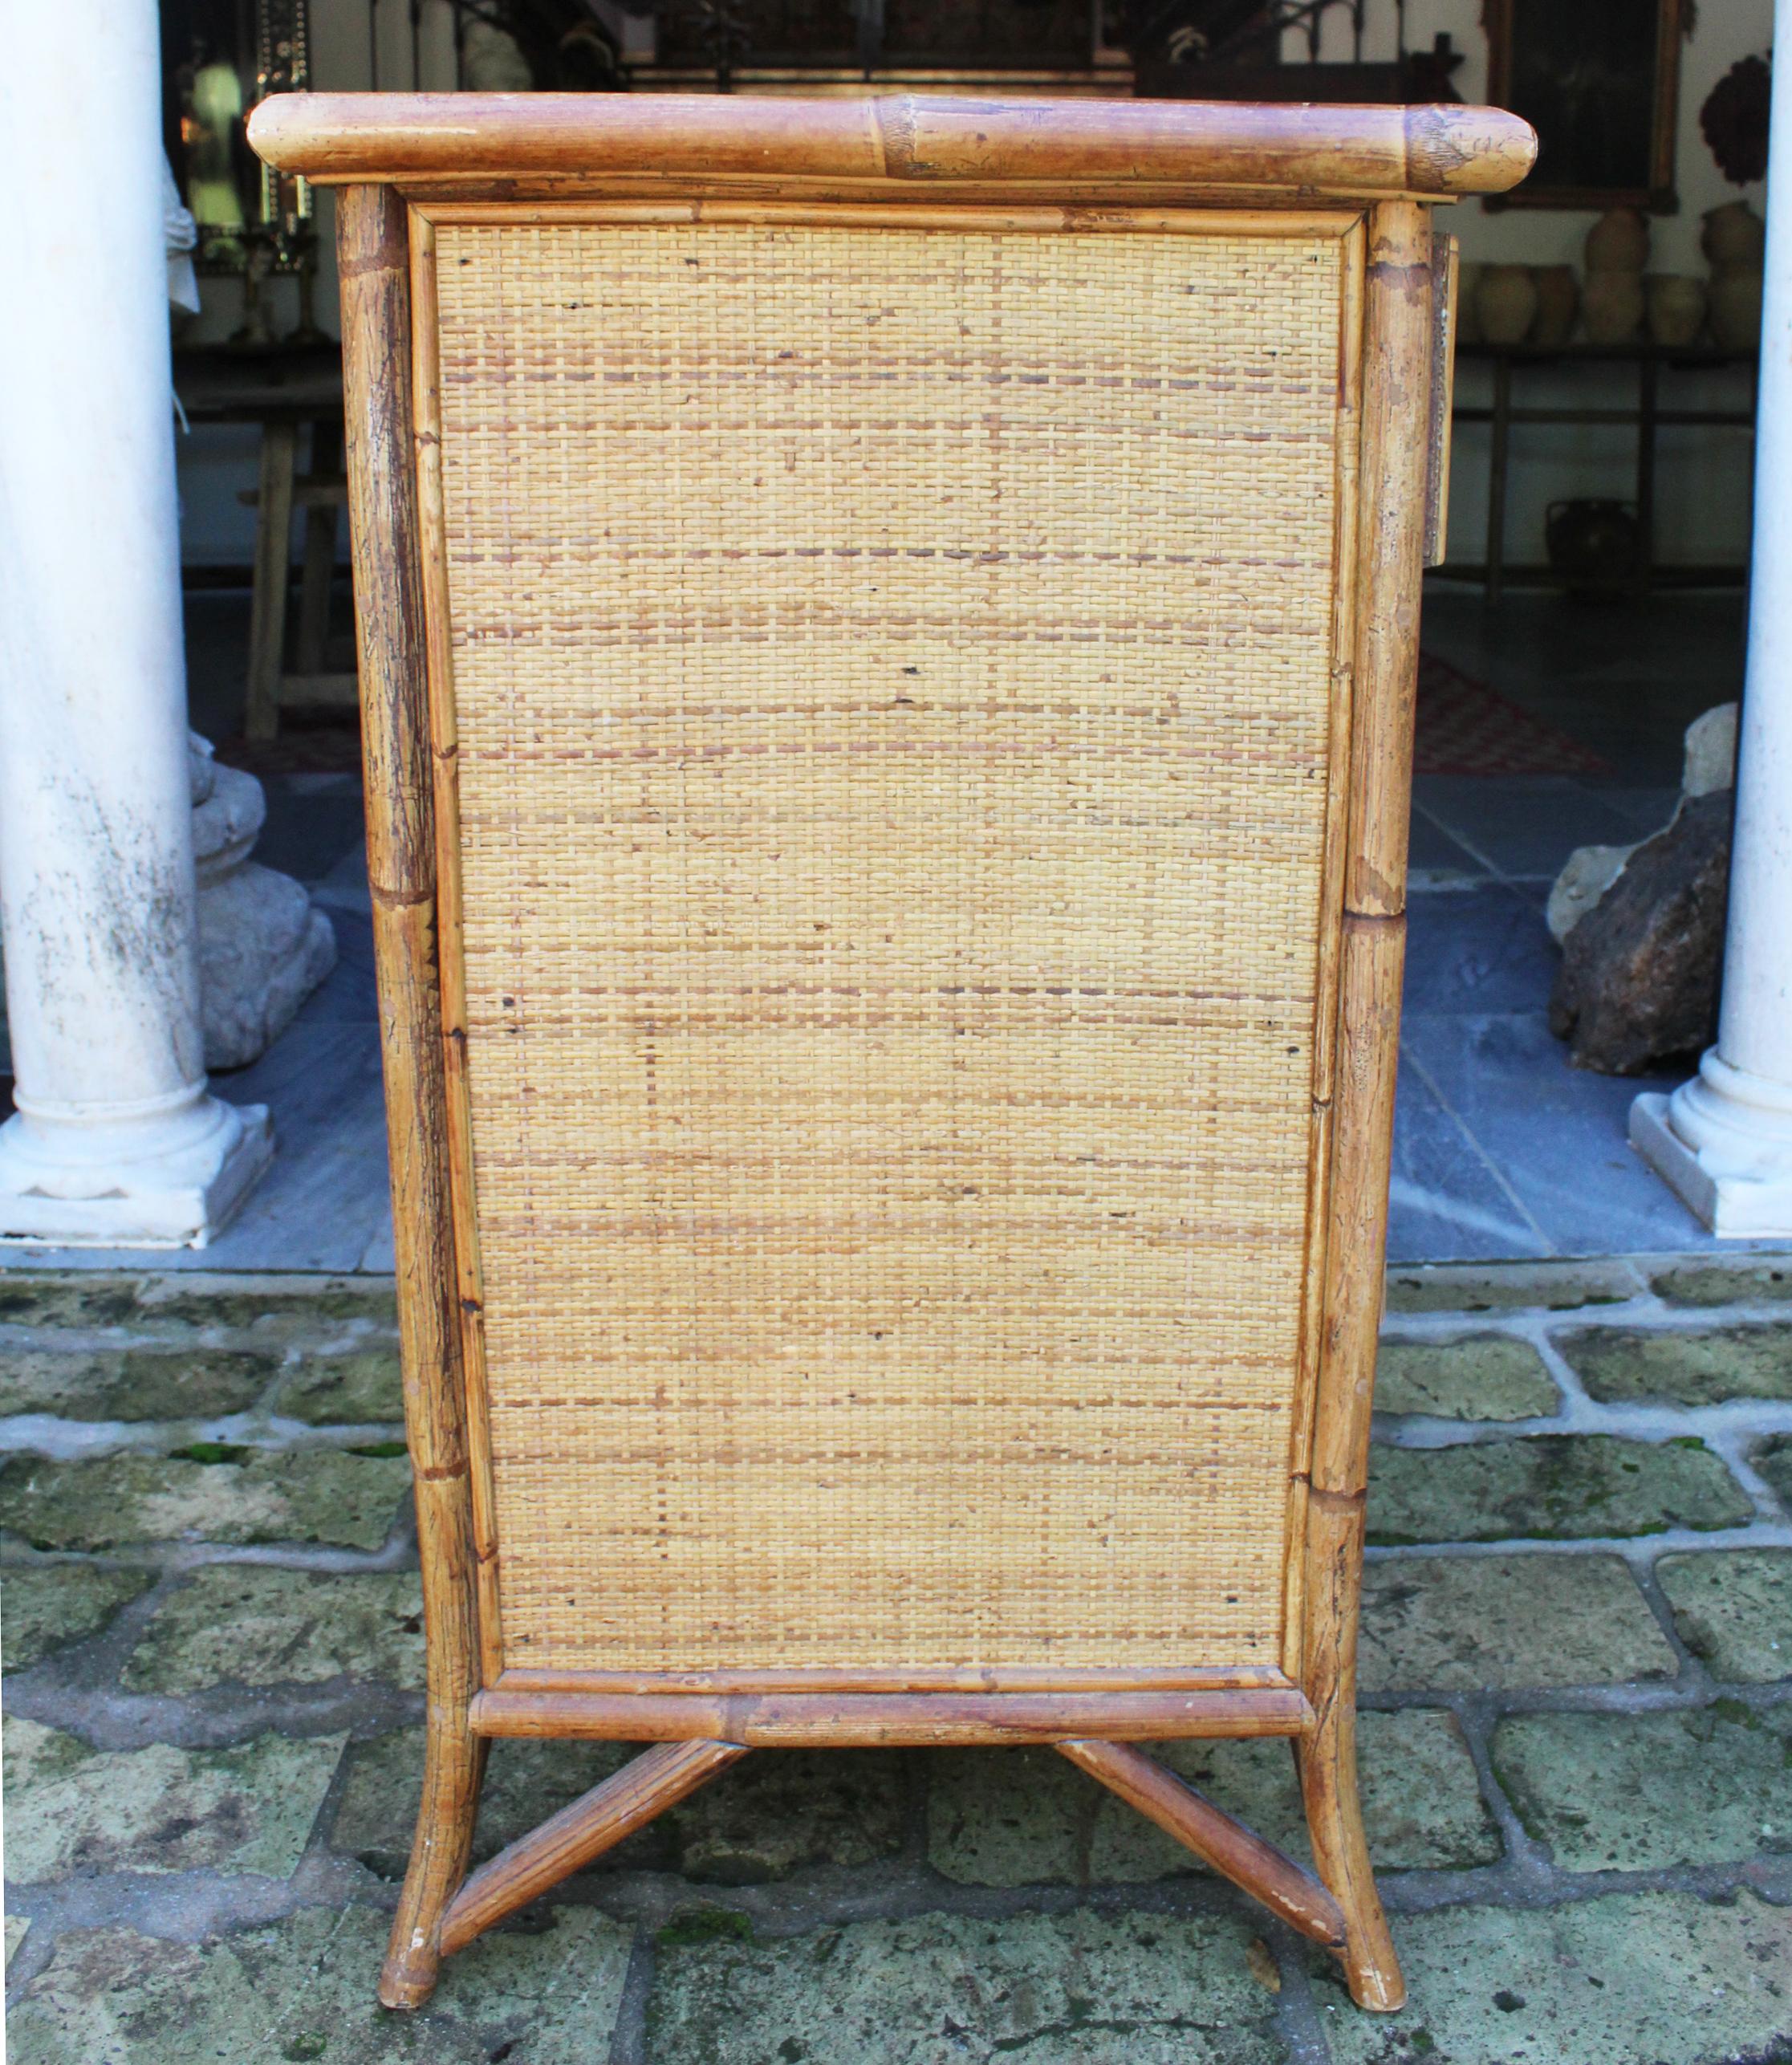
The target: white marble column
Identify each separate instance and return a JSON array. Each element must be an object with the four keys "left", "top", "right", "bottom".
[
  {"left": 0, "top": 0, "right": 272, "bottom": 1245},
  {"left": 1631, "top": 0, "right": 1792, "bottom": 1238}
]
